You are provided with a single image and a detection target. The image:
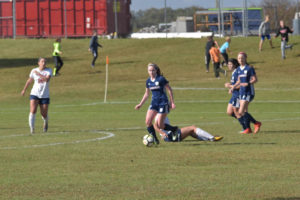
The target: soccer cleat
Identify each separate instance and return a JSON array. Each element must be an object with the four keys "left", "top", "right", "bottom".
[
  {"left": 213, "top": 136, "right": 223, "bottom": 141},
  {"left": 254, "top": 121, "right": 262, "bottom": 134},
  {"left": 30, "top": 128, "right": 35, "bottom": 134},
  {"left": 91, "top": 64, "right": 95, "bottom": 68},
  {"left": 241, "top": 128, "right": 252, "bottom": 134},
  {"left": 150, "top": 133, "right": 160, "bottom": 145},
  {"left": 153, "top": 137, "right": 160, "bottom": 145}
]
